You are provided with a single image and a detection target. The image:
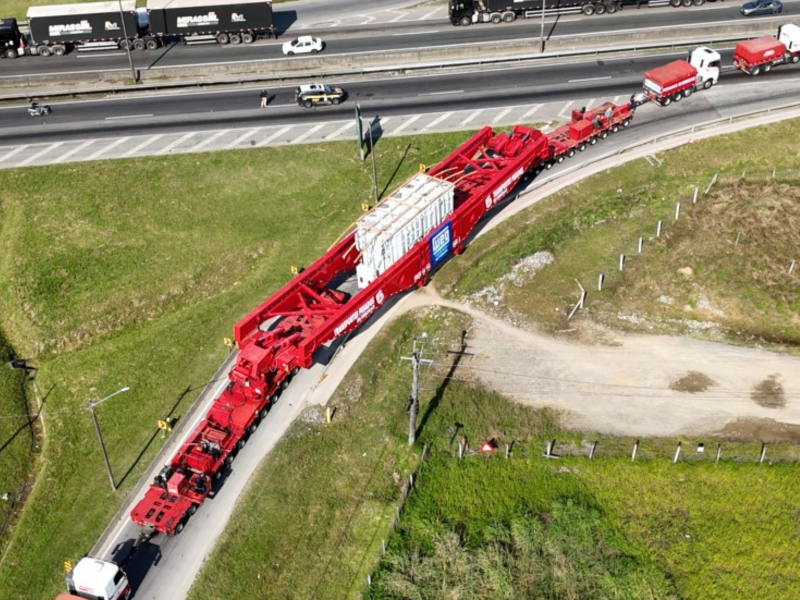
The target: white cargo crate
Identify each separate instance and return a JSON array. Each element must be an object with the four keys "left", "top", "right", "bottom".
[{"left": 355, "top": 173, "right": 454, "bottom": 289}]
